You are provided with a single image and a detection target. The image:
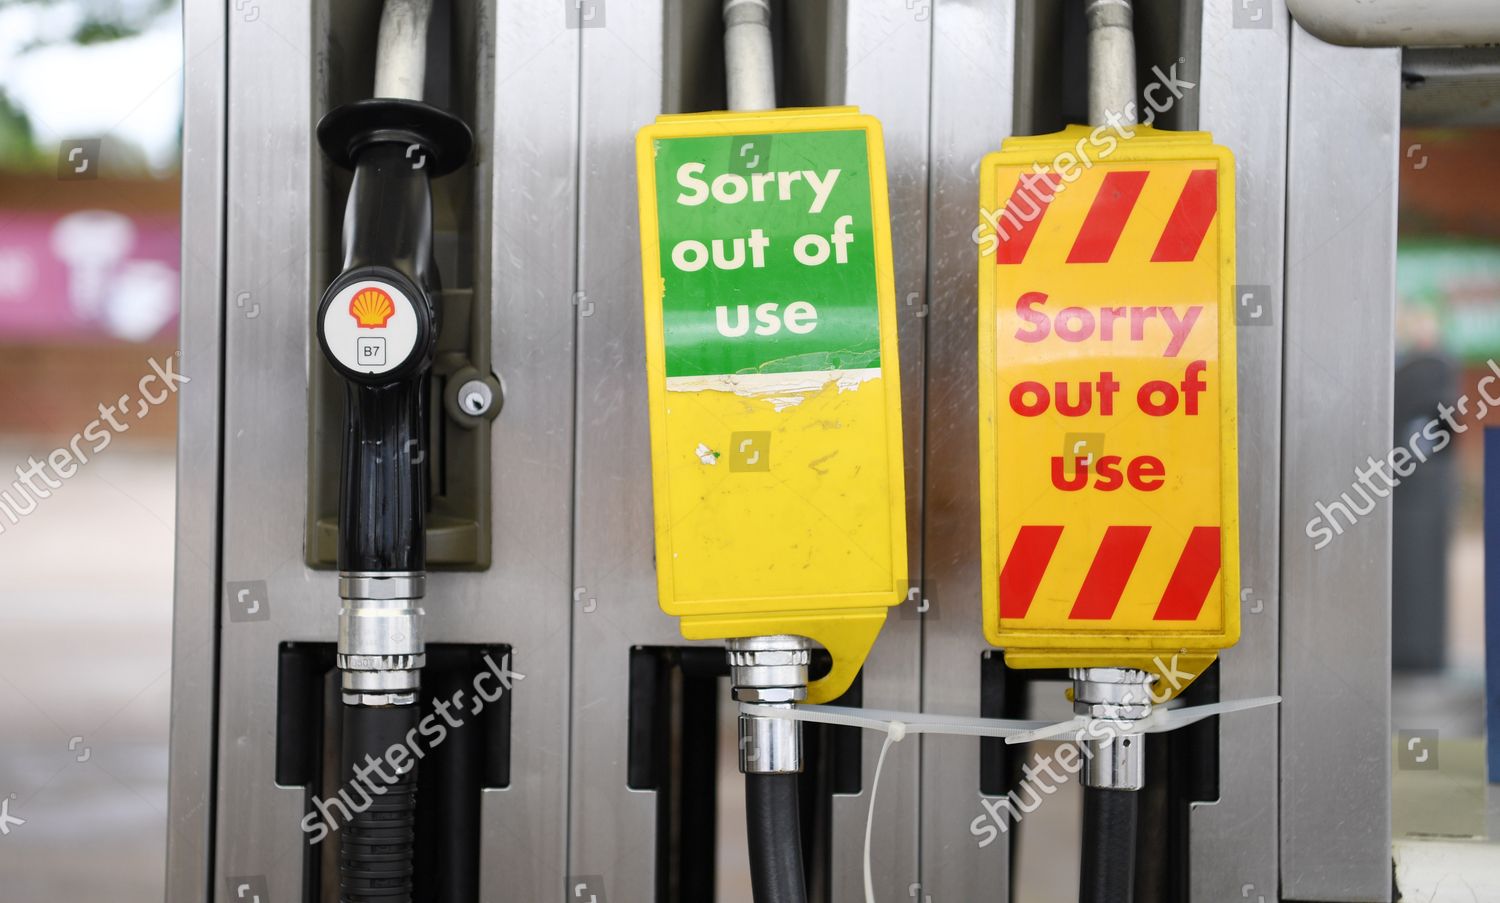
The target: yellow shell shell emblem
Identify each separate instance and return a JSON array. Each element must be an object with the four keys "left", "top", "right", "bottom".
[{"left": 349, "top": 286, "right": 396, "bottom": 329}]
